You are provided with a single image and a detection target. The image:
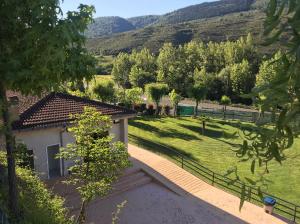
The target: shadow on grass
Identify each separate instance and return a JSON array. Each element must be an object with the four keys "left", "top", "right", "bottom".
[
  {"left": 179, "top": 123, "right": 225, "bottom": 139},
  {"left": 130, "top": 120, "right": 202, "bottom": 141},
  {"left": 129, "top": 134, "right": 199, "bottom": 161}
]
